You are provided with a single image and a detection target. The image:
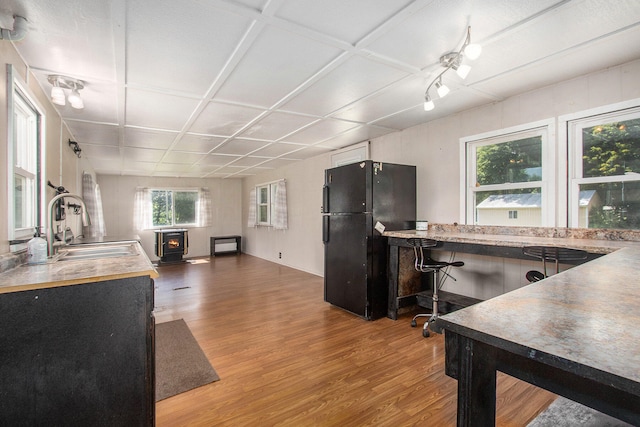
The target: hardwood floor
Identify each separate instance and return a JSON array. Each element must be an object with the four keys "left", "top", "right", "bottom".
[{"left": 154, "top": 254, "right": 555, "bottom": 426}]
